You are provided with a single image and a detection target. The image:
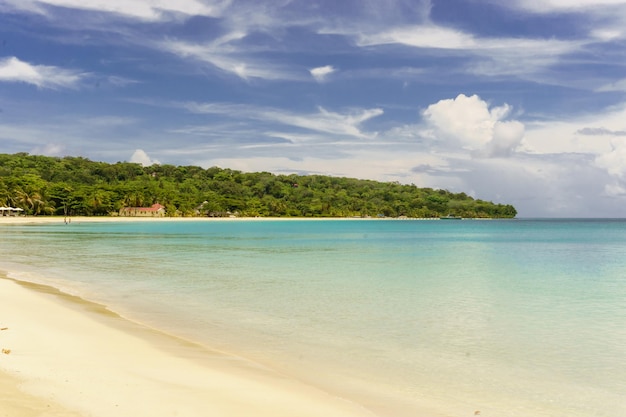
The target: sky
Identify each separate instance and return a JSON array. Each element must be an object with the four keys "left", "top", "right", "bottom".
[{"left": 1, "top": 0, "right": 626, "bottom": 217}]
